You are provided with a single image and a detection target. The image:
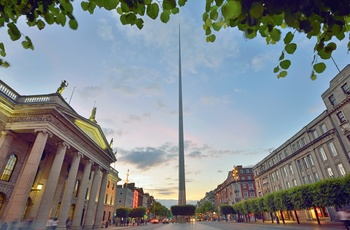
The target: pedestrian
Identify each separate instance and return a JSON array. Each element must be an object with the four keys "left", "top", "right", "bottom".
[
  {"left": 52, "top": 218, "right": 58, "bottom": 230},
  {"left": 337, "top": 208, "right": 350, "bottom": 230},
  {"left": 46, "top": 218, "right": 54, "bottom": 230}
]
